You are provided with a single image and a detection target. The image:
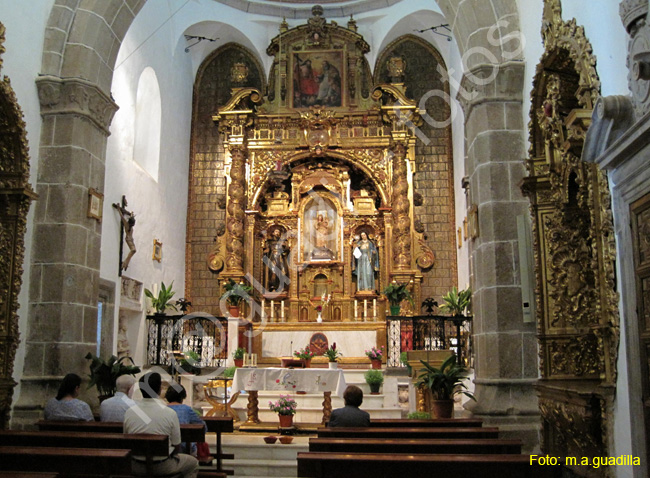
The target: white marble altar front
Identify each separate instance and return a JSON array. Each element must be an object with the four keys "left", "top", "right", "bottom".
[{"left": 262, "top": 330, "right": 376, "bottom": 358}]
